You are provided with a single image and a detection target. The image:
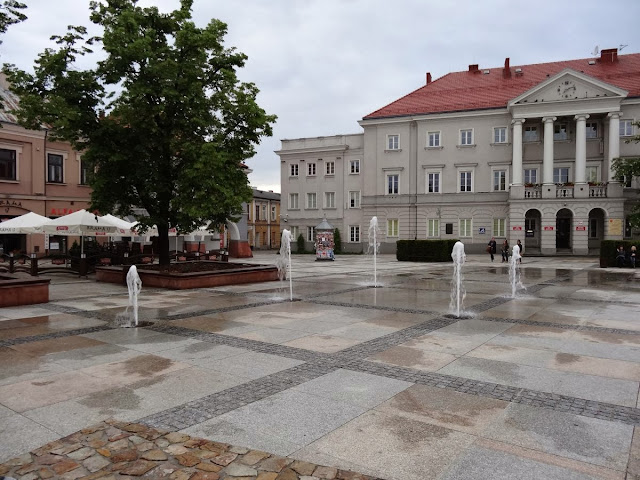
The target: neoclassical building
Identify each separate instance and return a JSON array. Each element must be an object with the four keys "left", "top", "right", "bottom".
[{"left": 277, "top": 48, "right": 640, "bottom": 254}]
